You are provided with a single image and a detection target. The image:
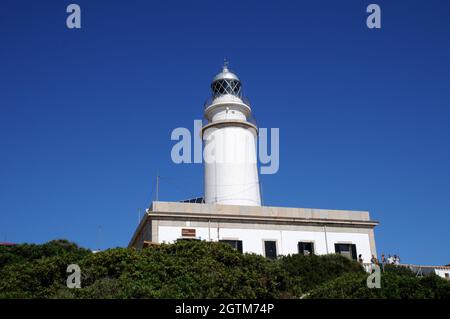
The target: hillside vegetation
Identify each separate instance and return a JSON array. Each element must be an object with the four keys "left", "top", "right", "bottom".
[{"left": 0, "top": 240, "right": 449, "bottom": 299}]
